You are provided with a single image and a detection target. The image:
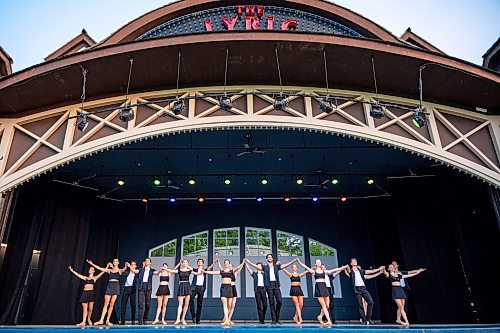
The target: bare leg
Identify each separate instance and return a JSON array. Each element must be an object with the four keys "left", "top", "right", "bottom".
[
  {"left": 298, "top": 296, "right": 304, "bottom": 324},
  {"left": 153, "top": 296, "right": 163, "bottom": 324},
  {"left": 292, "top": 296, "right": 300, "bottom": 323},
  {"left": 78, "top": 303, "right": 88, "bottom": 326},
  {"left": 95, "top": 295, "right": 110, "bottom": 325},
  {"left": 228, "top": 296, "right": 237, "bottom": 324},
  {"left": 396, "top": 308, "right": 402, "bottom": 323},
  {"left": 397, "top": 299, "right": 409, "bottom": 326},
  {"left": 181, "top": 295, "right": 190, "bottom": 324},
  {"left": 161, "top": 297, "right": 169, "bottom": 324},
  {"left": 106, "top": 295, "right": 117, "bottom": 325},
  {"left": 220, "top": 297, "right": 229, "bottom": 325},
  {"left": 88, "top": 302, "right": 94, "bottom": 325},
  {"left": 174, "top": 296, "right": 184, "bottom": 324},
  {"left": 318, "top": 297, "right": 332, "bottom": 325}
]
